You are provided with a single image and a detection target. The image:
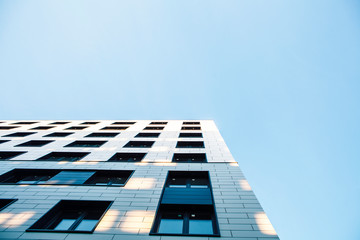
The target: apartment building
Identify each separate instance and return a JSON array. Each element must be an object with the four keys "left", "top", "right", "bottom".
[{"left": 0, "top": 120, "right": 279, "bottom": 240}]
